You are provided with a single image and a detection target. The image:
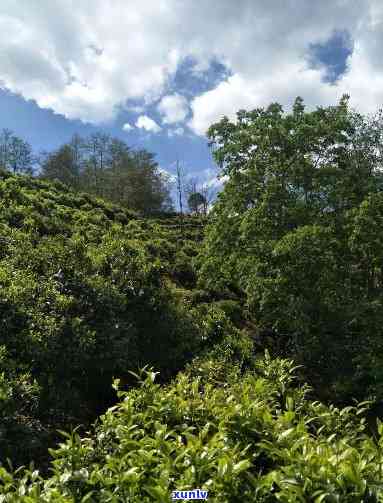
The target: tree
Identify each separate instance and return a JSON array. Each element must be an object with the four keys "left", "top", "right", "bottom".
[
  {"left": 200, "top": 182, "right": 215, "bottom": 214},
  {"left": 175, "top": 159, "right": 184, "bottom": 215},
  {"left": 40, "top": 144, "right": 80, "bottom": 187},
  {"left": 185, "top": 177, "right": 215, "bottom": 215},
  {"left": 0, "top": 129, "right": 33, "bottom": 174},
  {"left": 83, "top": 133, "right": 112, "bottom": 196},
  {"left": 69, "top": 133, "right": 85, "bottom": 175},
  {"left": 39, "top": 133, "right": 173, "bottom": 215},
  {"left": 188, "top": 191, "right": 206, "bottom": 214},
  {"left": 117, "top": 149, "right": 173, "bottom": 214},
  {"left": 199, "top": 96, "right": 383, "bottom": 401},
  {"left": 0, "top": 129, "right": 13, "bottom": 170}
]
